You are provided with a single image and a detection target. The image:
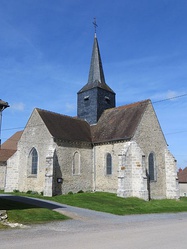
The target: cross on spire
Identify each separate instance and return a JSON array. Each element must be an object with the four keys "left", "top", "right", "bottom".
[{"left": 93, "top": 17, "right": 98, "bottom": 34}]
